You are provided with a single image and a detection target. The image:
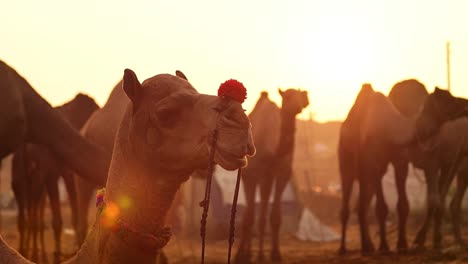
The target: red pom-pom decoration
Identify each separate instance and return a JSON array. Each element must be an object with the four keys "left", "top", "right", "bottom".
[{"left": 218, "top": 79, "right": 247, "bottom": 104}]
